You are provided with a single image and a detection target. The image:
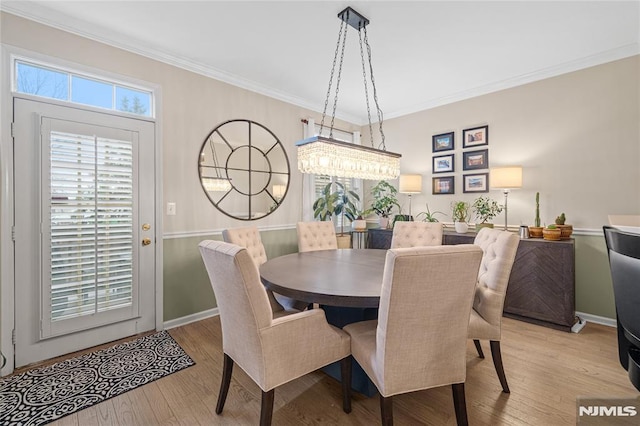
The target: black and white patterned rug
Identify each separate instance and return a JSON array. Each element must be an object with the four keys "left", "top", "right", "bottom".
[{"left": 0, "top": 330, "right": 195, "bottom": 426}]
